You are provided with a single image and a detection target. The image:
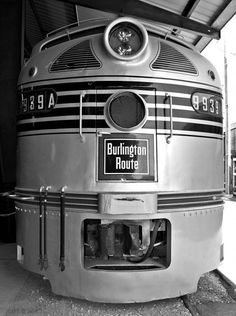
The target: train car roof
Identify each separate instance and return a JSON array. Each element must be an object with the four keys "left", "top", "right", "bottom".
[{"left": 24, "top": 0, "right": 236, "bottom": 56}]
